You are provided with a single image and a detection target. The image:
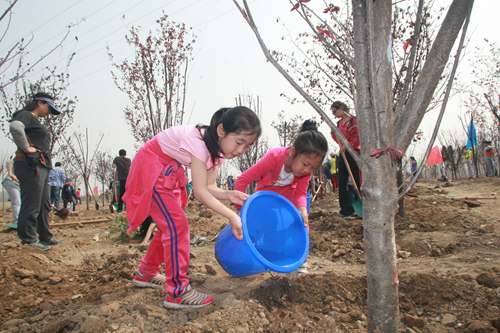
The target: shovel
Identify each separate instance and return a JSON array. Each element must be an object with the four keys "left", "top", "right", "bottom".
[{"left": 340, "top": 151, "right": 363, "bottom": 217}]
